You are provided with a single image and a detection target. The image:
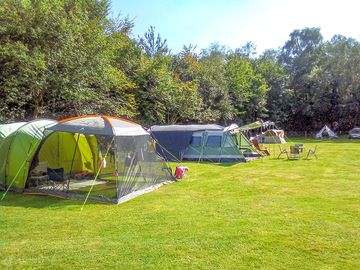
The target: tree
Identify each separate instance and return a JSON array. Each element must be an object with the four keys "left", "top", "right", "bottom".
[
  {"left": 0, "top": 0, "right": 137, "bottom": 121},
  {"left": 257, "top": 49, "right": 290, "bottom": 125},
  {"left": 138, "top": 26, "right": 170, "bottom": 57},
  {"left": 226, "top": 52, "right": 269, "bottom": 124},
  {"left": 310, "top": 35, "right": 360, "bottom": 130},
  {"left": 197, "top": 43, "right": 234, "bottom": 123},
  {"left": 279, "top": 27, "right": 324, "bottom": 130}
]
